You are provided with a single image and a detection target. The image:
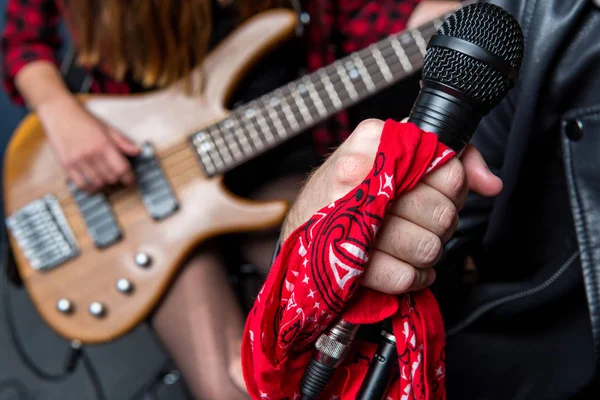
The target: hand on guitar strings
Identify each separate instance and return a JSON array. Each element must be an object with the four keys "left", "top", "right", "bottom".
[
  {"left": 36, "top": 94, "right": 140, "bottom": 192},
  {"left": 281, "top": 118, "right": 503, "bottom": 295}
]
